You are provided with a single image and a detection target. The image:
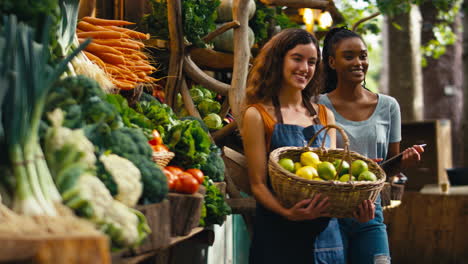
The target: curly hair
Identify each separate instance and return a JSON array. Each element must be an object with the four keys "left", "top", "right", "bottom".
[{"left": 244, "top": 28, "right": 322, "bottom": 106}]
